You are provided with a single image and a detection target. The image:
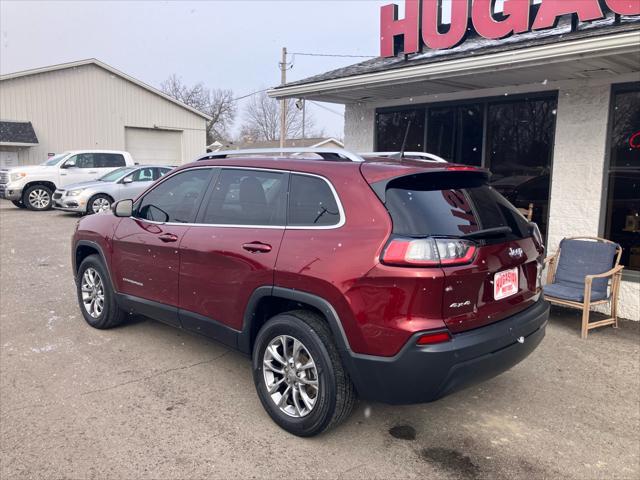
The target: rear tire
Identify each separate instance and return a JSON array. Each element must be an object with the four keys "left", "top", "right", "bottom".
[
  {"left": 11, "top": 200, "right": 26, "bottom": 209},
  {"left": 252, "top": 310, "right": 356, "bottom": 437},
  {"left": 76, "top": 254, "right": 128, "bottom": 329},
  {"left": 24, "top": 185, "right": 53, "bottom": 211}
]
